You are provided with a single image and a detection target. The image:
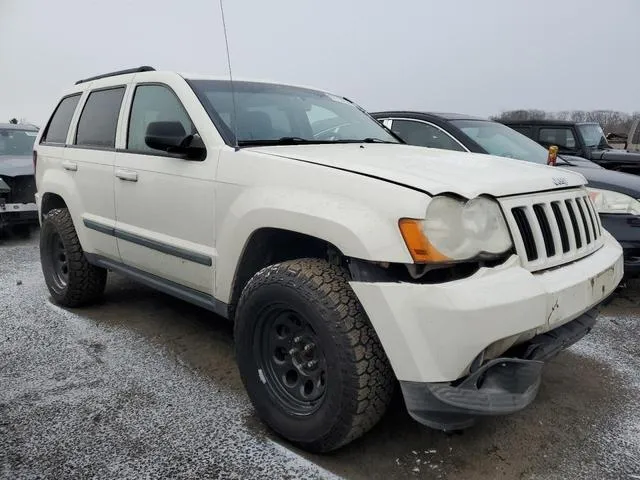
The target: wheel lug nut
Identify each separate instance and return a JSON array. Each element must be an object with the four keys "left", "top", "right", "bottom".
[
  {"left": 288, "top": 348, "right": 298, "bottom": 356},
  {"left": 303, "top": 344, "right": 314, "bottom": 352},
  {"left": 293, "top": 336, "right": 303, "bottom": 343},
  {"left": 306, "top": 360, "right": 317, "bottom": 369}
]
